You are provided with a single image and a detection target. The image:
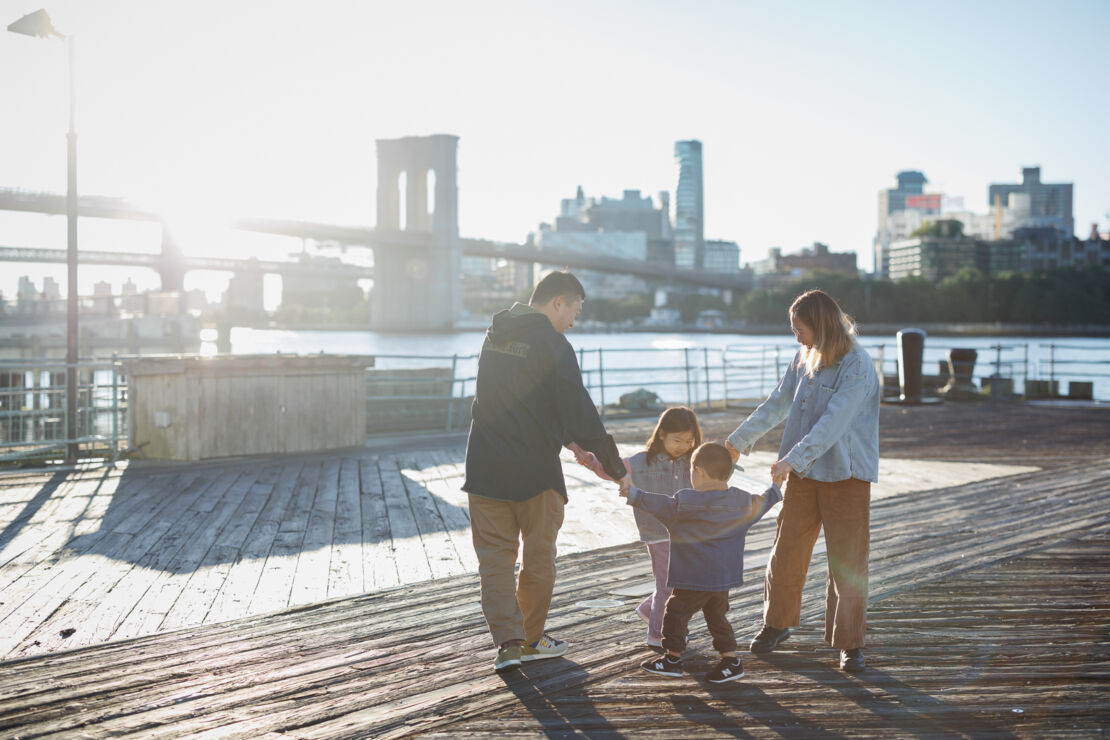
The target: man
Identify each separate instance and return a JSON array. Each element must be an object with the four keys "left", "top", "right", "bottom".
[{"left": 464, "top": 270, "right": 629, "bottom": 672}]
